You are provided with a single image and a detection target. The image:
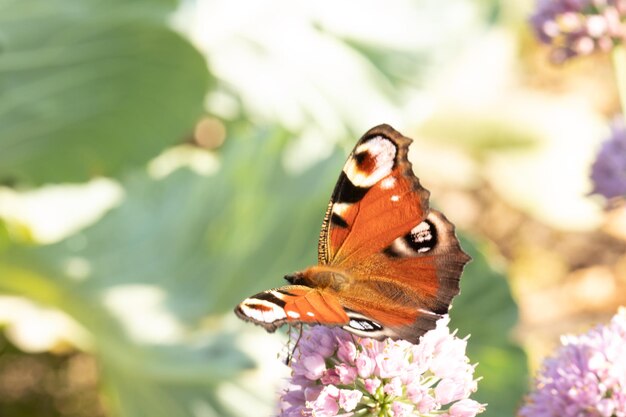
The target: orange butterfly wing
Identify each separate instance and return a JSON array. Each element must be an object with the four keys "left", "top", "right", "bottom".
[
  {"left": 234, "top": 286, "right": 349, "bottom": 331},
  {"left": 318, "top": 124, "right": 428, "bottom": 264},
  {"left": 328, "top": 210, "right": 470, "bottom": 341},
  {"left": 235, "top": 125, "right": 470, "bottom": 343},
  {"left": 314, "top": 125, "right": 470, "bottom": 341}
]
